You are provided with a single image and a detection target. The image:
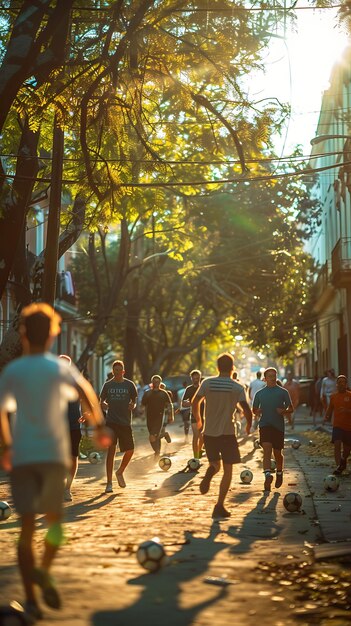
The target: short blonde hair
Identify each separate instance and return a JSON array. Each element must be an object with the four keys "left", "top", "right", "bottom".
[{"left": 20, "top": 303, "right": 61, "bottom": 344}]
